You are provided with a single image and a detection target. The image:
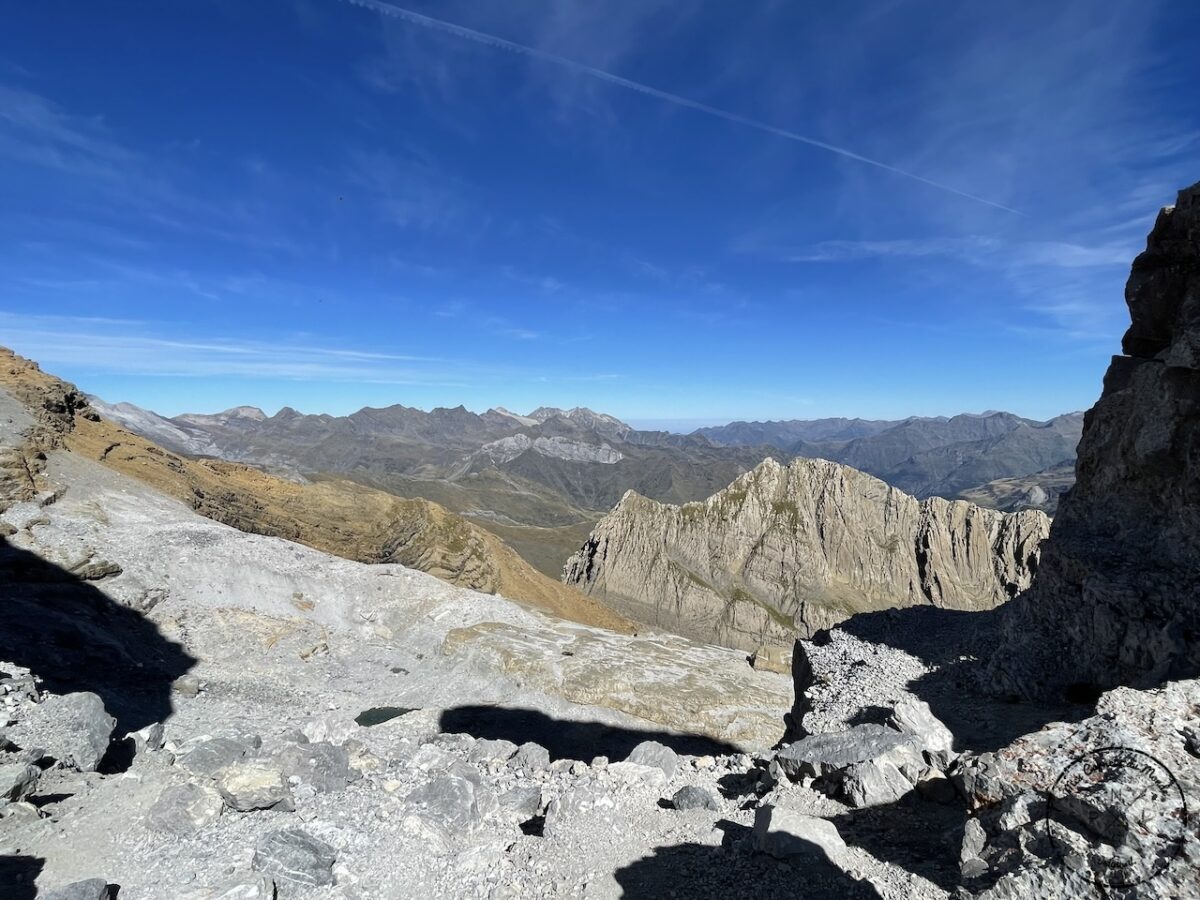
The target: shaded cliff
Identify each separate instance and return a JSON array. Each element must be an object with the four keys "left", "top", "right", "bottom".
[
  {"left": 563, "top": 456, "right": 1049, "bottom": 651},
  {"left": 991, "top": 180, "right": 1200, "bottom": 697}
]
